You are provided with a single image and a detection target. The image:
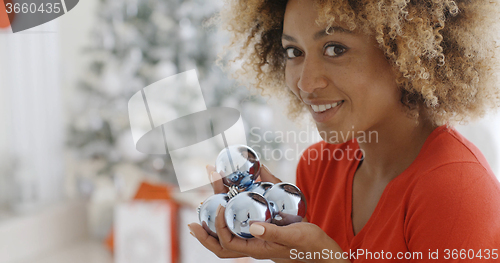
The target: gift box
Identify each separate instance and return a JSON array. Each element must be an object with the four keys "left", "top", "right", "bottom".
[{"left": 105, "top": 182, "right": 179, "bottom": 263}]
